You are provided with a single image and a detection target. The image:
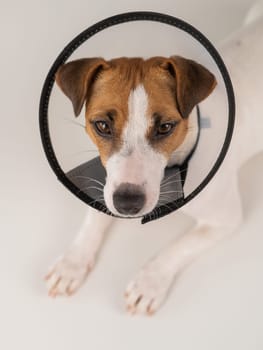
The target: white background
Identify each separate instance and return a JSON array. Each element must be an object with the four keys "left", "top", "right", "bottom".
[{"left": 1, "top": 0, "right": 263, "bottom": 349}]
